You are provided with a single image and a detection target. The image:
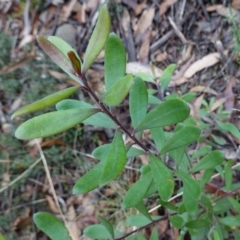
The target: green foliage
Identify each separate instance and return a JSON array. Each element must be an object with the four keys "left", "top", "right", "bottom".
[
  {"left": 82, "top": 4, "right": 111, "bottom": 72},
  {"left": 33, "top": 212, "right": 72, "bottom": 240},
  {"left": 105, "top": 33, "right": 126, "bottom": 90},
  {"left": 10, "top": 5, "right": 238, "bottom": 240}
]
